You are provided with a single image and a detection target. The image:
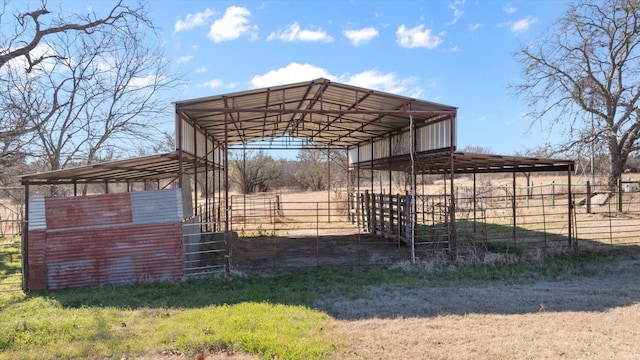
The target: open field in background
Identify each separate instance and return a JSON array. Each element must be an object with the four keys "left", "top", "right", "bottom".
[
  {"left": 5, "top": 173, "right": 640, "bottom": 291},
  {"left": 226, "top": 173, "right": 640, "bottom": 270}
]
